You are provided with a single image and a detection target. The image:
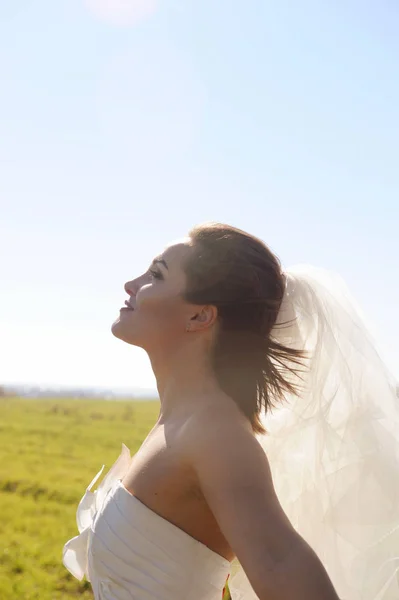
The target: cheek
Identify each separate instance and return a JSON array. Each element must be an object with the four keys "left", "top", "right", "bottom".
[
  {"left": 138, "top": 292, "right": 184, "bottom": 328},
  {"left": 135, "top": 281, "right": 152, "bottom": 306}
]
